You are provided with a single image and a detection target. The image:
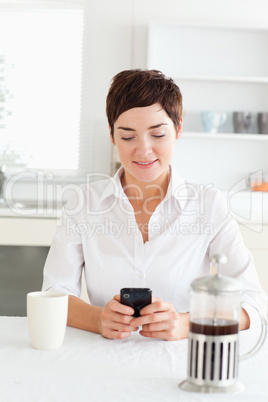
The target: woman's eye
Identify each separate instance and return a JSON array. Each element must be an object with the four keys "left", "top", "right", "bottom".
[
  {"left": 150, "top": 129, "right": 166, "bottom": 138},
  {"left": 121, "top": 137, "right": 134, "bottom": 141},
  {"left": 152, "top": 134, "right": 165, "bottom": 138}
]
